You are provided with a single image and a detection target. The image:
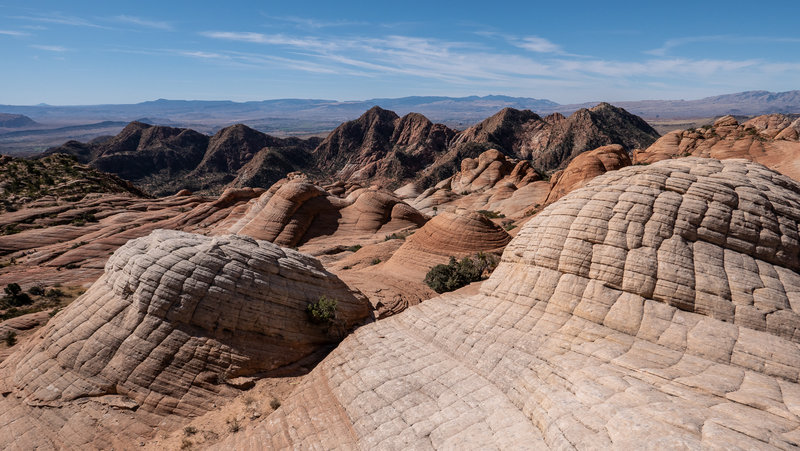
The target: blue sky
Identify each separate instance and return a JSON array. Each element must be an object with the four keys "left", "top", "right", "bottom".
[{"left": 1, "top": 0, "right": 798, "bottom": 105}]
